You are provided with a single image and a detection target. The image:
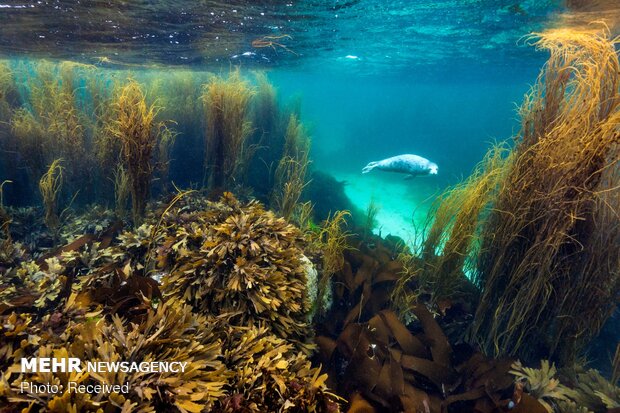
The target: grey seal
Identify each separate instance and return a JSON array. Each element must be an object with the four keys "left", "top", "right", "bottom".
[{"left": 362, "top": 154, "right": 438, "bottom": 179}]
